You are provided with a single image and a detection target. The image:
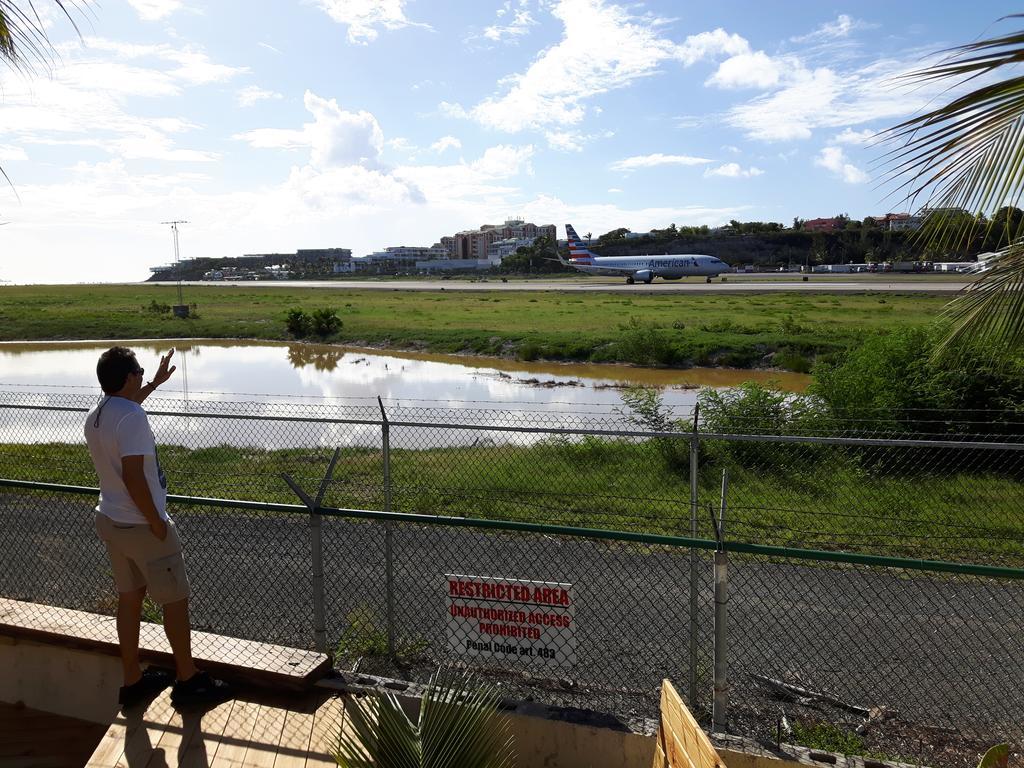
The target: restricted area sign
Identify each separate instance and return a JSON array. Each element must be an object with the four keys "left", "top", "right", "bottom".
[{"left": 445, "top": 574, "right": 577, "bottom": 667}]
